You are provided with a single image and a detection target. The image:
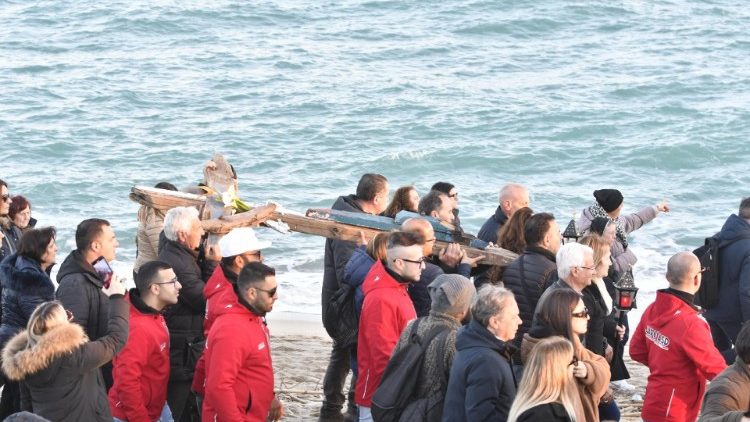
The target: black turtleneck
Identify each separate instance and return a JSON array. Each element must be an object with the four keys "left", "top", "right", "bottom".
[
  {"left": 220, "top": 262, "right": 239, "bottom": 284},
  {"left": 128, "top": 288, "right": 160, "bottom": 315},
  {"left": 383, "top": 262, "right": 412, "bottom": 284}
]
